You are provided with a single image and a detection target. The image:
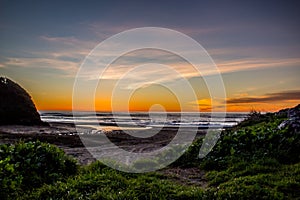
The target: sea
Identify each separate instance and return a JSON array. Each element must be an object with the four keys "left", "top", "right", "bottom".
[{"left": 40, "top": 111, "right": 248, "bottom": 131}]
